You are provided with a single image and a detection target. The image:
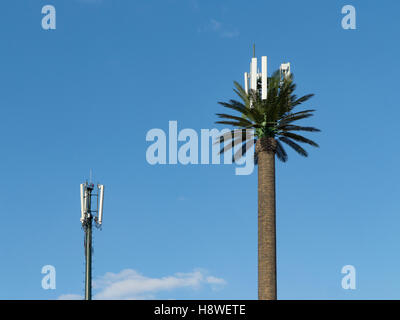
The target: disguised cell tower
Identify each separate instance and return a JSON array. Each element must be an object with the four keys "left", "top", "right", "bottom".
[
  {"left": 80, "top": 181, "right": 105, "bottom": 300},
  {"left": 243, "top": 45, "right": 291, "bottom": 103}
]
